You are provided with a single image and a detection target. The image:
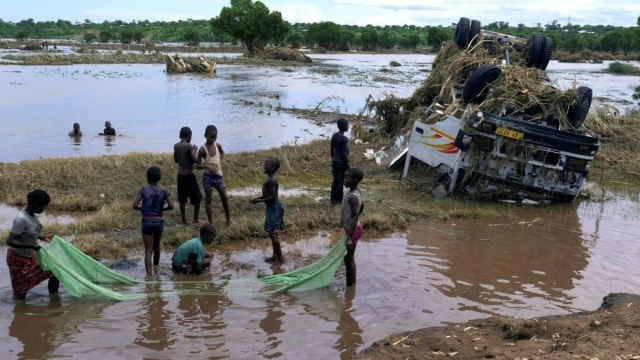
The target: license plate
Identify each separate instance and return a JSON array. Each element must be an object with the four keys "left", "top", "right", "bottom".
[{"left": 495, "top": 127, "right": 524, "bottom": 140}]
